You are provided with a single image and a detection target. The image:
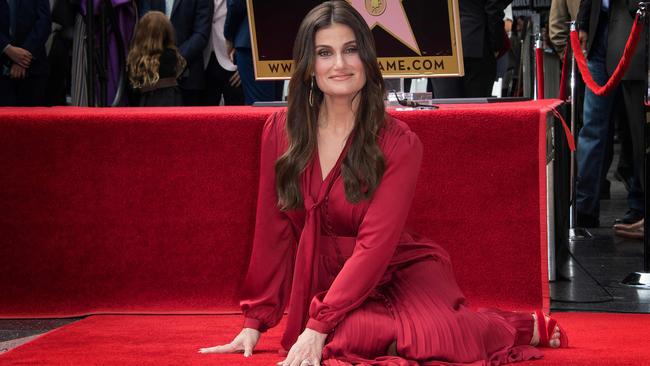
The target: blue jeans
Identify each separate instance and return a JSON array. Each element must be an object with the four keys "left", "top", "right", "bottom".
[
  {"left": 628, "top": 175, "right": 645, "bottom": 212},
  {"left": 576, "top": 19, "right": 644, "bottom": 217},
  {"left": 235, "top": 48, "right": 280, "bottom": 105},
  {"left": 576, "top": 20, "right": 616, "bottom": 218}
]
